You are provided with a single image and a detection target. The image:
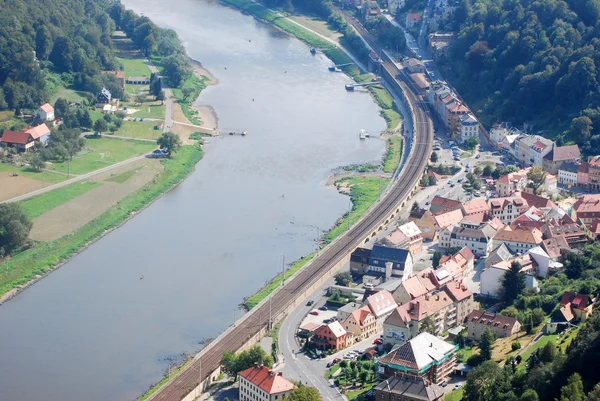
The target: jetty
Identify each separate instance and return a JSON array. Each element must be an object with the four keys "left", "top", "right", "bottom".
[
  {"left": 345, "top": 81, "right": 381, "bottom": 91},
  {"left": 328, "top": 63, "right": 354, "bottom": 71}
]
